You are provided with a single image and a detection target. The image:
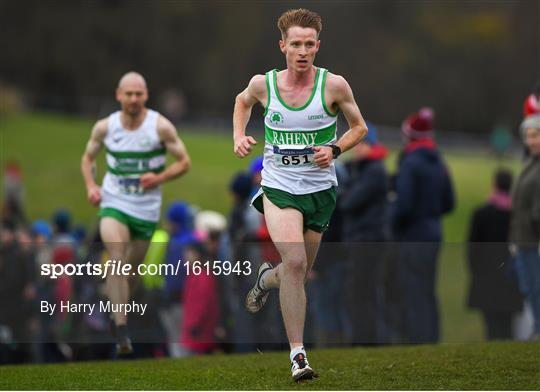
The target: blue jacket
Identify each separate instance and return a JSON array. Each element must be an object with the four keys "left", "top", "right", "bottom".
[
  {"left": 392, "top": 147, "right": 455, "bottom": 242},
  {"left": 164, "top": 229, "right": 196, "bottom": 301}
]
